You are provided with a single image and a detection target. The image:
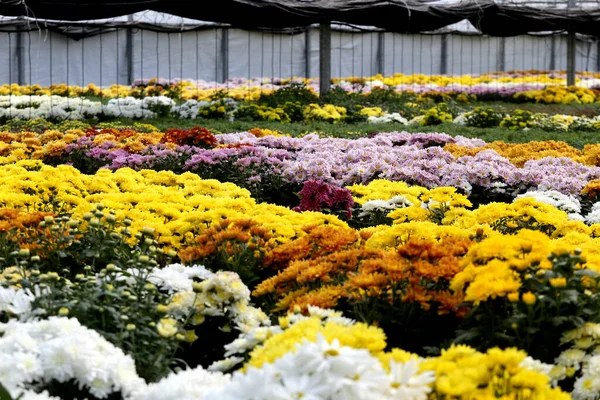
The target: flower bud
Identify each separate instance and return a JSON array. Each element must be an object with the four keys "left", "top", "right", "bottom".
[
  {"left": 58, "top": 307, "right": 69, "bottom": 316},
  {"left": 123, "top": 218, "right": 132, "bottom": 226},
  {"left": 141, "top": 227, "right": 155, "bottom": 236},
  {"left": 106, "top": 264, "right": 117, "bottom": 272},
  {"left": 18, "top": 249, "right": 30, "bottom": 257},
  {"left": 30, "top": 255, "right": 41, "bottom": 262},
  {"left": 83, "top": 213, "right": 93, "bottom": 221},
  {"left": 106, "top": 215, "right": 116, "bottom": 224},
  {"left": 138, "top": 255, "right": 150, "bottom": 264},
  {"left": 126, "top": 324, "right": 136, "bottom": 331},
  {"left": 166, "top": 250, "right": 177, "bottom": 258}
]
